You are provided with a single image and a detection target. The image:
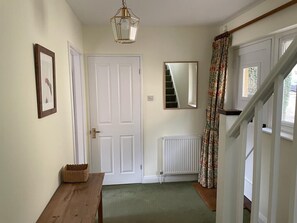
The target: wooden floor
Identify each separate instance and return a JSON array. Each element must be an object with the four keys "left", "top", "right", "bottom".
[{"left": 192, "top": 183, "right": 217, "bottom": 211}]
